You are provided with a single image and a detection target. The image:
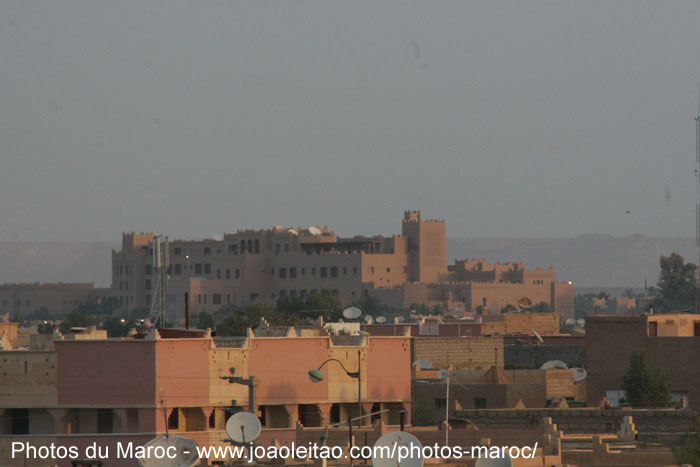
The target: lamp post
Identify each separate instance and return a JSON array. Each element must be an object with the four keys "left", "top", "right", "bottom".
[
  {"left": 308, "top": 350, "right": 362, "bottom": 423},
  {"left": 309, "top": 350, "right": 361, "bottom": 466}
]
